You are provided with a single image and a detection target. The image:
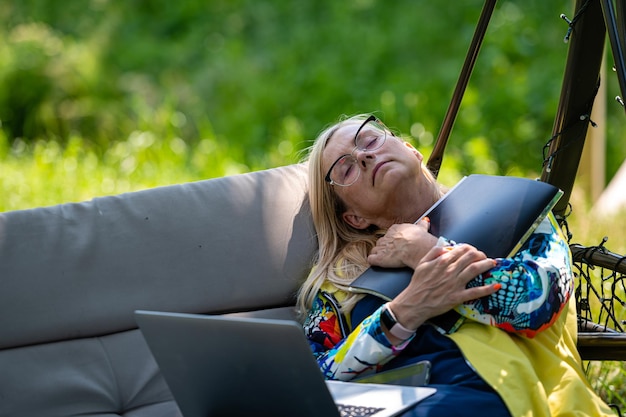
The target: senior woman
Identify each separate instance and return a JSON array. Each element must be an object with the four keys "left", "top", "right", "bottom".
[{"left": 297, "top": 114, "right": 614, "bottom": 417}]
